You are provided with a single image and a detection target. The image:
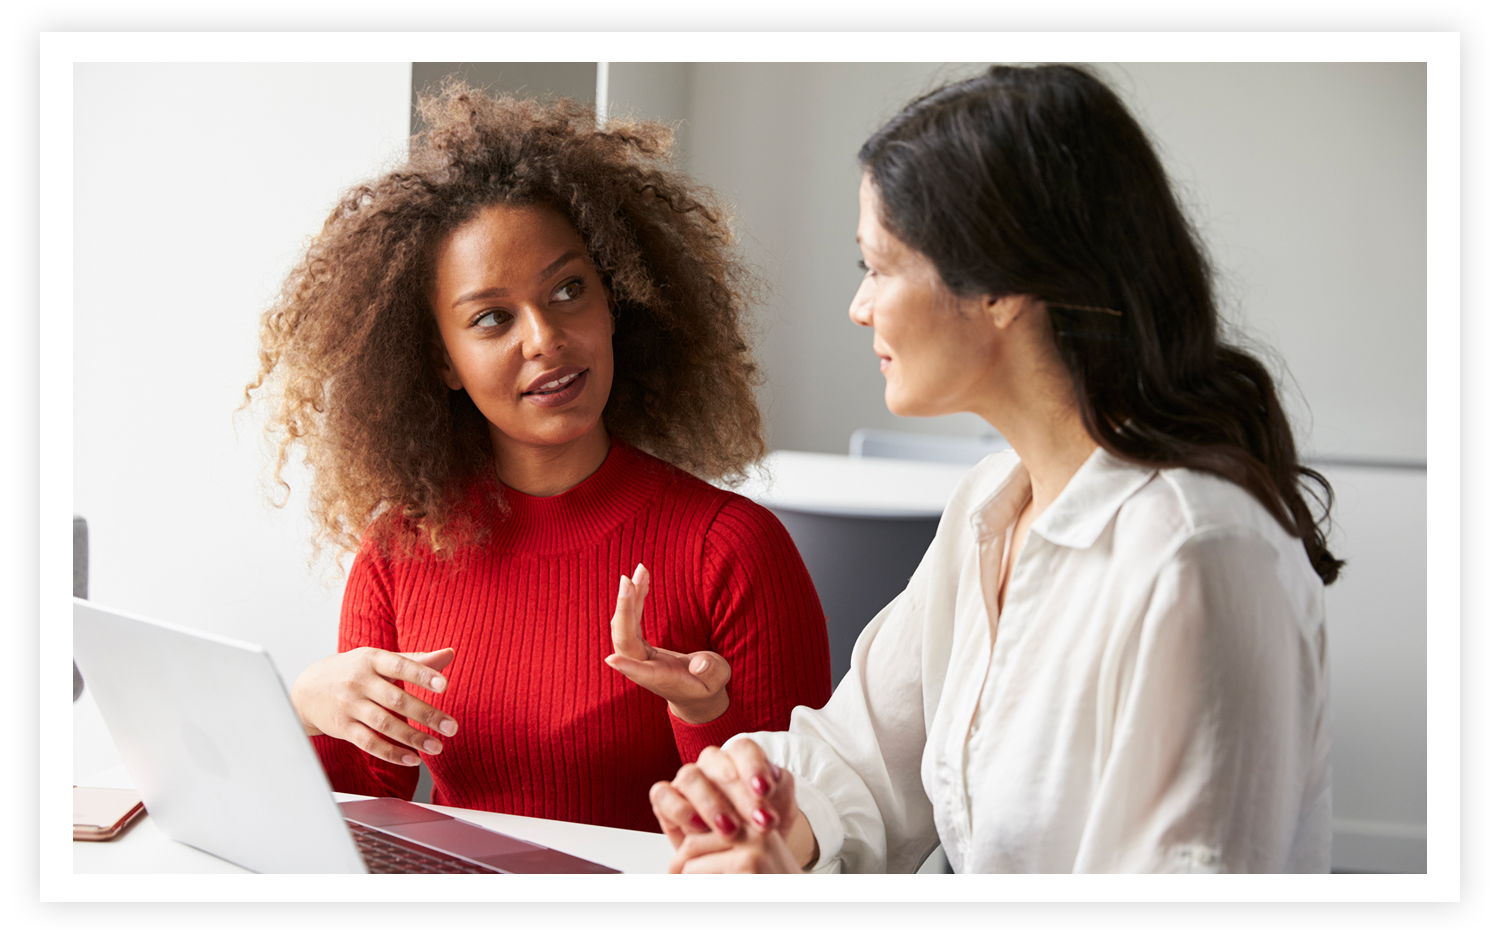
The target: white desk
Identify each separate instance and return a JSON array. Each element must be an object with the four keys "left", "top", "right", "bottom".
[
  {"left": 728, "top": 449, "right": 972, "bottom": 518},
  {"left": 72, "top": 690, "right": 673, "bottom": 874},
  {"left": 72, "top": 793, "right": 673, "bottom": 874}
]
